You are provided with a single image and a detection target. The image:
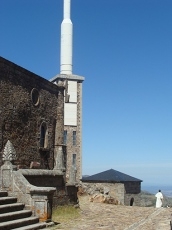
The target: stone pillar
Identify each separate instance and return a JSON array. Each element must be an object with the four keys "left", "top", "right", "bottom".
[
  {"left": 30, "top": 188, "right": 55, "bottom": 222},
  {"left": 68, "top": 165, "right": 77, "bottom": 185},
  {"left": 53, "top": 145, "right": 65, "bottom": 173},
  {"left": 0, "top": 140, "right": 17, "bottom": 191}
]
